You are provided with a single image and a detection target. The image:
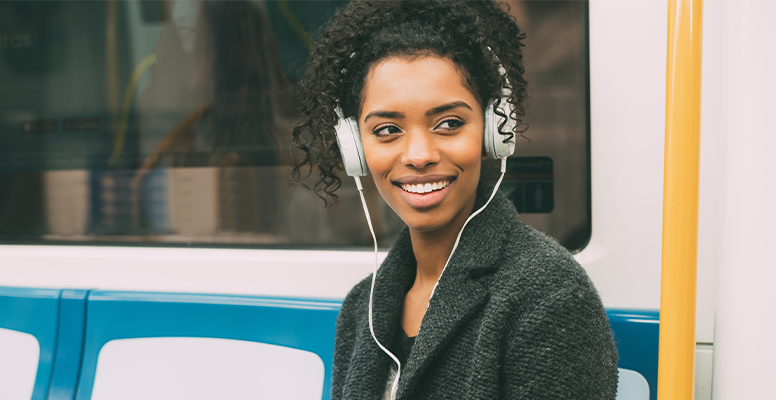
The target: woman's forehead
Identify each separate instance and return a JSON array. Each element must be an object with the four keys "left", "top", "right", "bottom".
[{"left": 362, "top": 55, "right": 480, "bottom": 114}]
